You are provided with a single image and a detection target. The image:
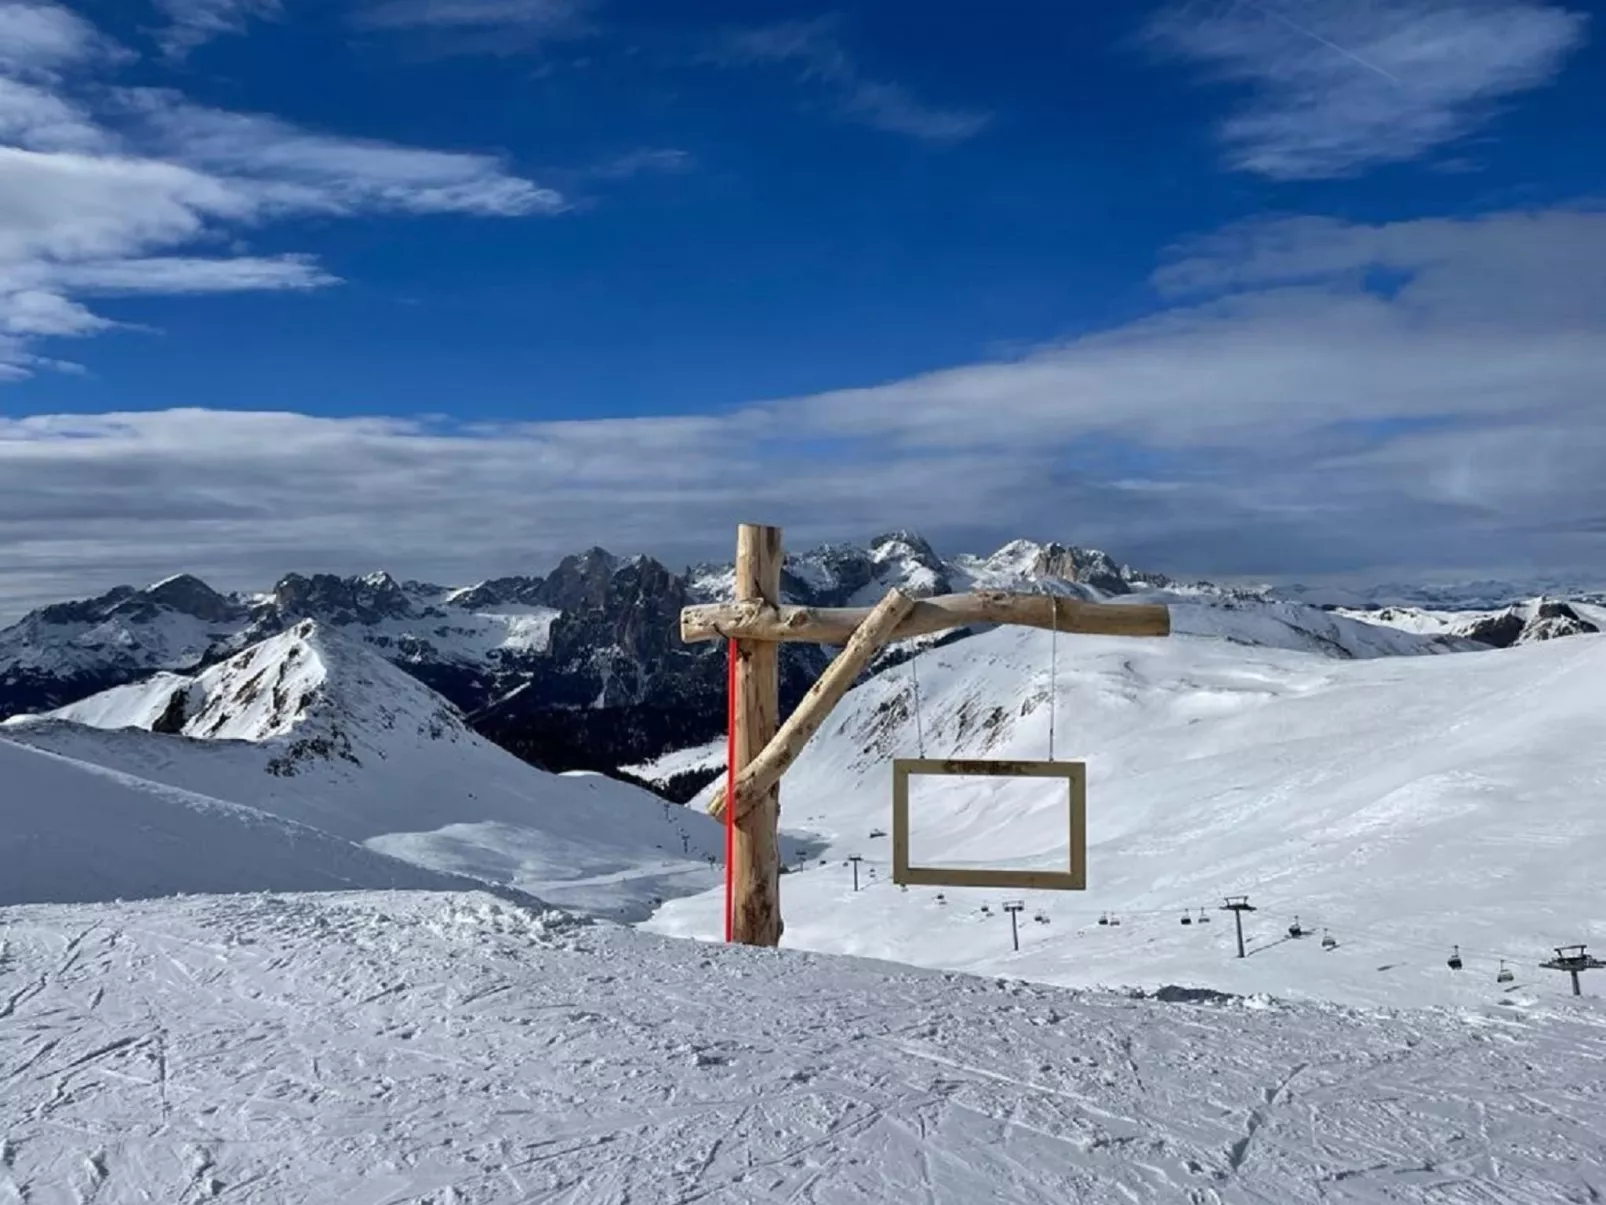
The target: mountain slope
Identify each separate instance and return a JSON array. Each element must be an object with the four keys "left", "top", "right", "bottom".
[
  {"left": 648, "top": 621, "right": 1606, "bottom": 1010},
  {"left": 1, "top": 889, "right": 1601, "bottom": 1203},
  {"left": 4, "top": 622, "right": 740, "bottom": 920},
  {"left": 0, "top": 737, "right": 485, "bottom": 906}
]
